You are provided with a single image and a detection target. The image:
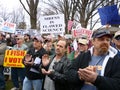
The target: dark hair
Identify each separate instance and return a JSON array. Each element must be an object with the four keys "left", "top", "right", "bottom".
[
  {"left": 58, "top": 39, "right": 67, "bottom": 49},
  {"left": 6, "top": 38, "right": 14, "bottom": 46},
  {"left": 25, "top": 34, "right": 31, "bottom": 39}
]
